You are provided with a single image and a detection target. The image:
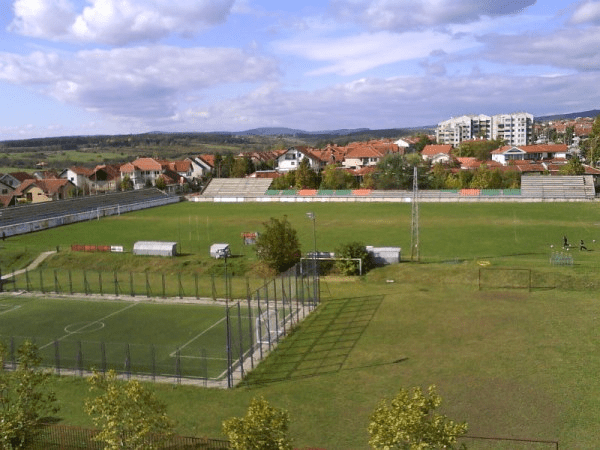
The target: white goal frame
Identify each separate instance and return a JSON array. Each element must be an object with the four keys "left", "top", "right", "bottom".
[{"left": 255, "top": 310, "right": 280, "bottom": 345}]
